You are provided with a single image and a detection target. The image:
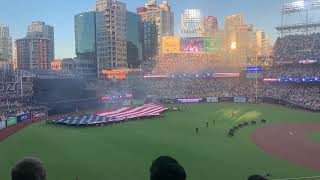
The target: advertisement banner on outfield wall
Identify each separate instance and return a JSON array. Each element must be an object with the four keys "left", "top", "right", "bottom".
[
  {"left": 6, "top": 117, "right": 17, "bottom": 126},
  {"left": 0, "top": 121, "right": 6, "bottom": 130},
  {"left": 219, "top": 97, "right": 233, "bottom": 102},
  {"left": 17, "top": 113, "right": 31, "bottom": 122},
  {"left": 234, "top": 97, "right": 247, "bottom": 103},
  {"left": 177, "top": 98, "right": 204, "bottom": 103},
  {"left": 162, "top": 99, "right": 175, "bottom": 104},
  {"left": 207, "top": 97, "right": 219, "bottom": 103}
]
